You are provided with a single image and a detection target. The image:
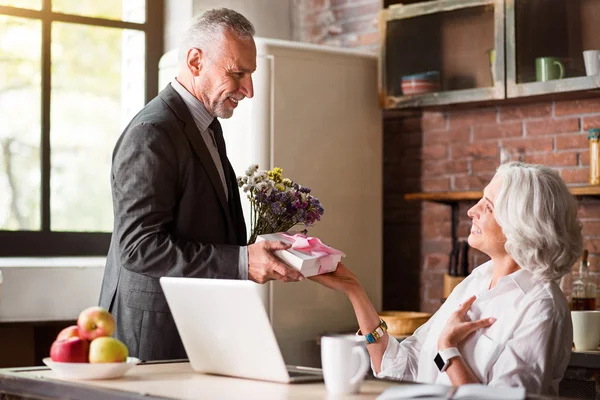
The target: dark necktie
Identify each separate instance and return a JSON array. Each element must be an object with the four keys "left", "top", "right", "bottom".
[{"left": 209, "top": 118, "right": 231, "bottom": 194}]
